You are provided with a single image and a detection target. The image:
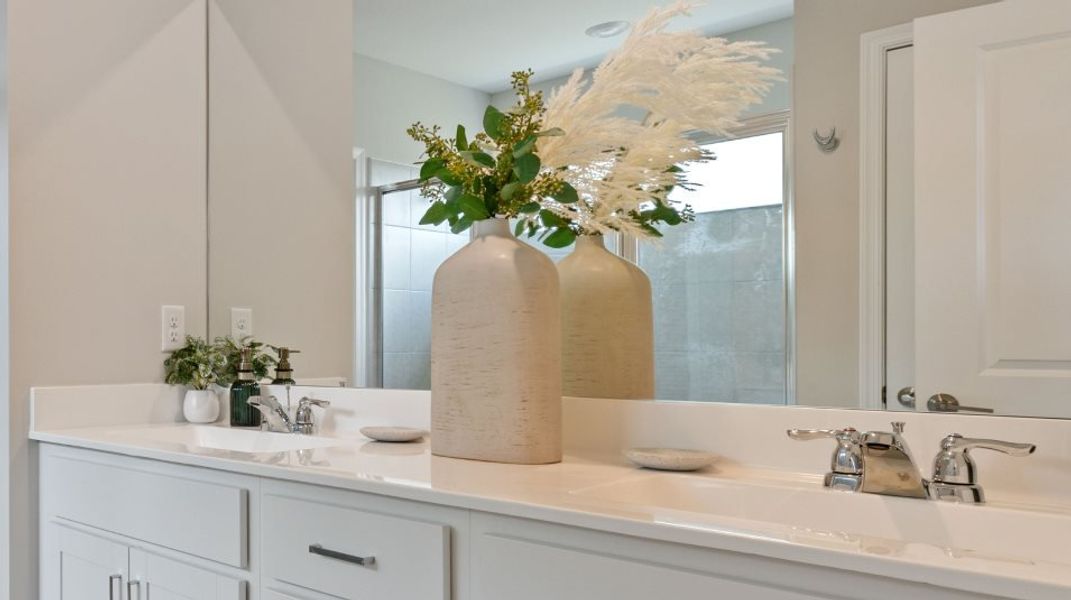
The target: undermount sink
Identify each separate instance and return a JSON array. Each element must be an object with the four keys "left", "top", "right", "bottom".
[
  {"left": 107, "top": 425, "right": 351, "bottom": 453},
  {"left": 571, "top": 474, "right": 1071, "bottom": 568}
]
